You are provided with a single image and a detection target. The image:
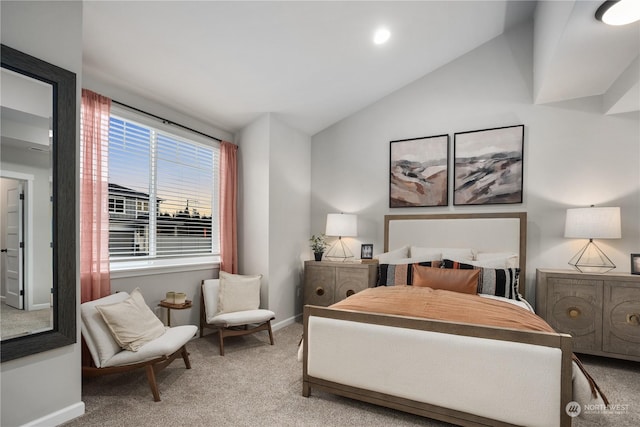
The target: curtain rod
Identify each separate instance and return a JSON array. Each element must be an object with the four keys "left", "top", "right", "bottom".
[{"left": 111, "top": 99, "right": 223, "bottom": 143}]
